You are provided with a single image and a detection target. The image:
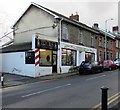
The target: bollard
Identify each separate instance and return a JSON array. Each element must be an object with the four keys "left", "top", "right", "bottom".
[
  {"left": 101, "top": 87, "right": 109, "bottom": 110},
  {"left": 1, "top": 73, "right": 4, "bottom": 87}
]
